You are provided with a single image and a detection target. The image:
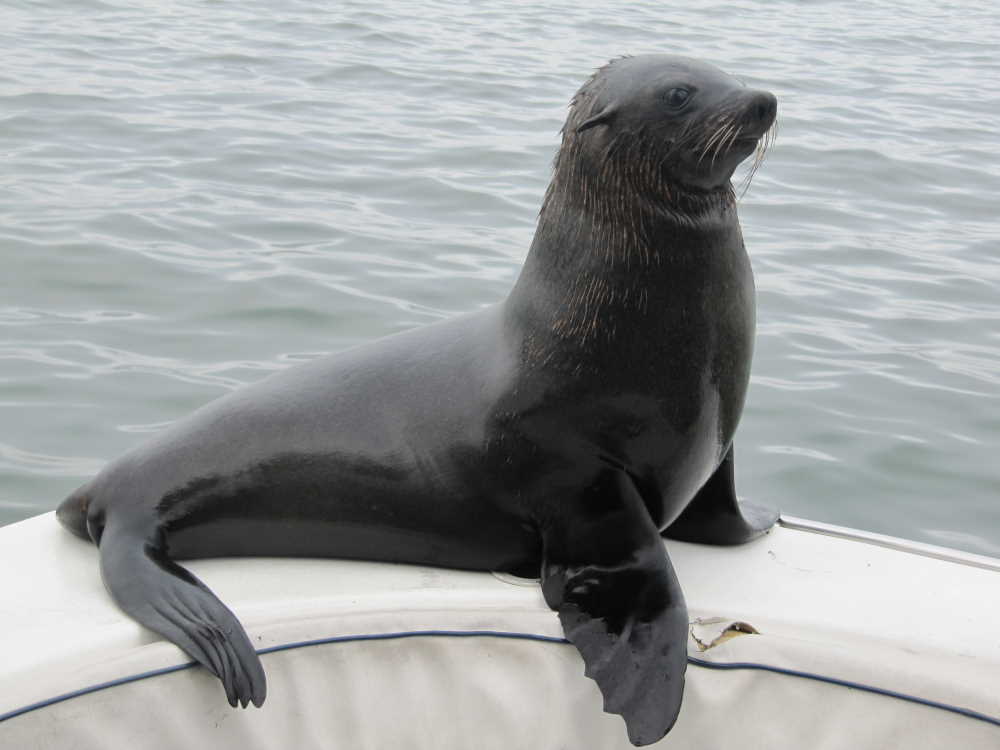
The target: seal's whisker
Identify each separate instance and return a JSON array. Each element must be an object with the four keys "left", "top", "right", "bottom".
[
  {"left": 704, "top": 127, "right": 724, "bottom": 167},
  {"left": 691, "top": 131, "right": 711, "bottom": 164},
  {"left": 736, "top": 120, "right": 776, "bottom": 200},
  {"left": 692, "top": 116, "right": 724, "bottom": 160},
  {"left": 720, "top": 123, "right": 742, "bottom": 159},
  {"left": 710, "top": 124, "right": 738, "bottom": 168},
  {"left": 718, "top": 119, "right": 739, "bottom": 150},
  {"left": 737, "top": 149, "right": 762, "bottom": 199}
]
